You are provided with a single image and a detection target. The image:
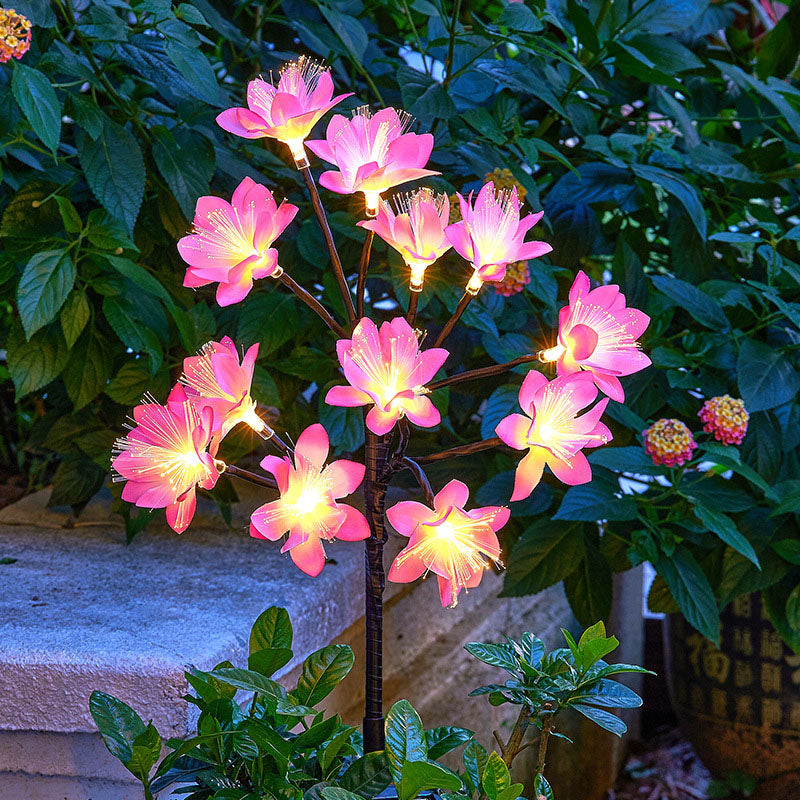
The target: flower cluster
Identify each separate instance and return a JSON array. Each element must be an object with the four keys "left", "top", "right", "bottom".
[
  {"left": 485, "top": 167, "right": 527, "bottom": 202},
  {"left": 698, "top": 395, "right": 749, "bottom": 445},
  {"left": 0, "top": 8, "right": 31, "bottom": 63},
  {"left": 494, "top": 260, "right": 530, "bottom": 296},
  {"left": 643, "top": 419, "right": 697, "bottom": 467}
]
